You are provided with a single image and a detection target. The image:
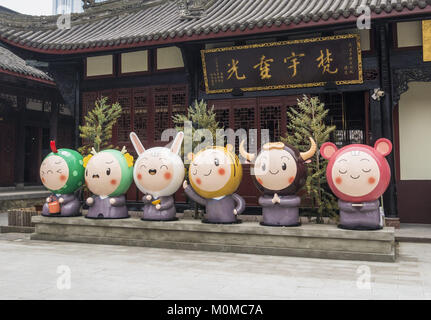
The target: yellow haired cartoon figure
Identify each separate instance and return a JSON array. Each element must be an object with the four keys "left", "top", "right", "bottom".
[{"left": 183, "top": 144, "right": 245, "bottom": 224}]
